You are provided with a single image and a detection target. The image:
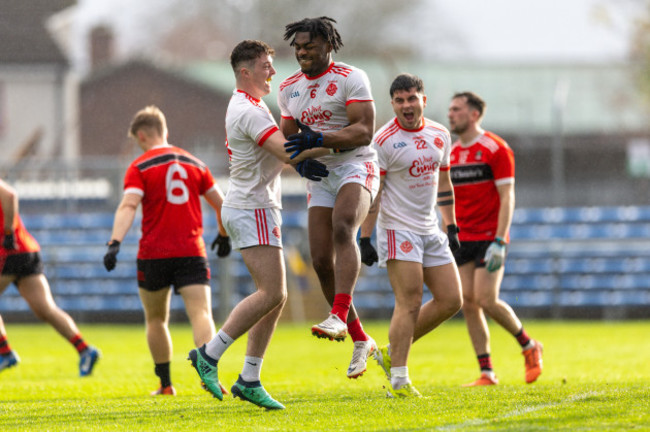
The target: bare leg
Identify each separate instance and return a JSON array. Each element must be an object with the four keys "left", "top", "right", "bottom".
[
  {"left": 19, "top": 274, "right": 82, "bottom": 340},
  {"left": 386, "top": 260, "right": 423, "bottom": 368},
  {"left": 474, "top": 267, "right": 523, "bottom": 334},
  {"left": 413, "top": 262, "right": 463, "bottom": 342},
  {"left": 138, "top": 287, "right": 173, "bottom": 363},
  {"left": 180, "top": 284, "right": 216, "bottom": 347}
]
